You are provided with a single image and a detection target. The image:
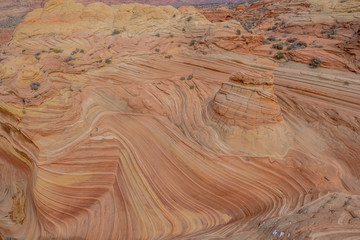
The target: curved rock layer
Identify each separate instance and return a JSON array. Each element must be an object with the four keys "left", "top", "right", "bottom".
[
  {"left": 212, "top": 70, "right": 283, "bottom": 128},
  {"left": 0, "top": 0, "right": 360, "bottom": 239}
]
